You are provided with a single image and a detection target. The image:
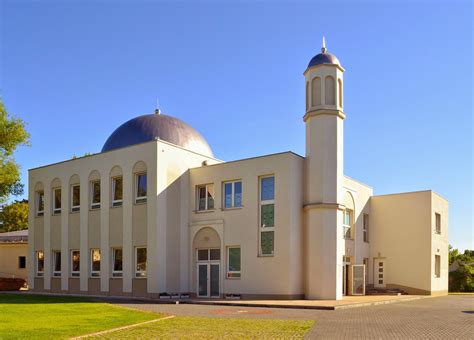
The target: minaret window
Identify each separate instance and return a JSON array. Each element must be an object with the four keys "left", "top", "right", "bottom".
[
  {"left": 311, "top": 77, "right": 322, "bottom": 107},
  {"left": 325, "top": 76, "right": 335, "bottom": 105},
  {"left": 305, "top": 82, "right": 309, "bottom": 111},
  {"left": 338, "top": 78, "right": 343, "bottom": 108}
]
